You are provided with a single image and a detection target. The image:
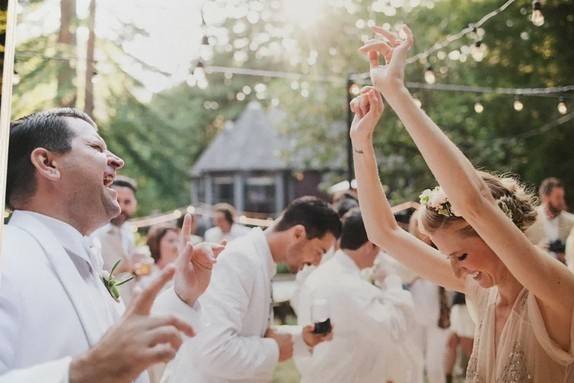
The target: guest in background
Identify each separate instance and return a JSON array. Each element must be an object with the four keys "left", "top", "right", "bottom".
[
  {"left": 444, "top": 292, "right": 474, "bottom": 383},
  {"left": 91, "top": 175, "right": 139, "bottom": 303},
  {"left": 92, "top": 175, "right": 138, "bottom": 272},
  {"left": 147, "top": 224, "right": 180, "bottom": 270},
  {"left": 526, "top": 177, "right": 574, "bottom": 263},
  {"left": 294, "top": 209, "right": 422, "bottom": 383},
  {"left": 407, "top": 209, "right": 451, "bottom": 383},
  {"left": 204, "top": 202, "right": 250, "bottom": 243}
]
